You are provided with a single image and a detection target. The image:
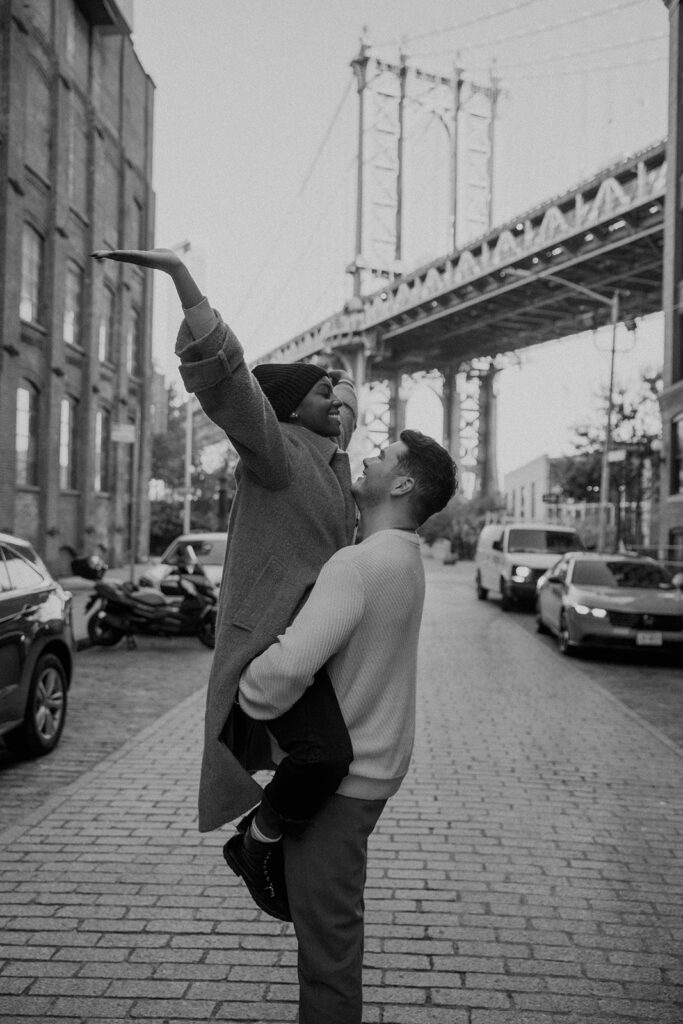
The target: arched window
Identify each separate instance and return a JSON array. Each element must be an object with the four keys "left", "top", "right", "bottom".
[
  {"left": 126, "top": 308, "right": 143, "bottom": 378},
  {"left": 25, "top": 61, "right": 51, "bottom": 182},
  {"left": 98, "top": 285, "right": 116, "bottom": 363},
  {"left": 64, "top": 261, "right": 84, "bottom": 346},
  {"left": 20, "top": 225, "right": 43, "bottom": 324},
  {"left": 16, "top": 382, "right": 40, "bottom": 486},
  {"left": 59, "top": 396, "right": 79, "bottom": 491}
]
